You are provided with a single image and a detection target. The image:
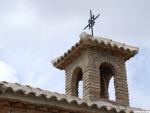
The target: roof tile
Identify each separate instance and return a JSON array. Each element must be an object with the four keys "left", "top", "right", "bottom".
[
  {"left": 52, "top": 32, "right": 139, "bottom": 69},
  {"left": 0, "top": 81, "right": 139, "bottom": 113}
]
